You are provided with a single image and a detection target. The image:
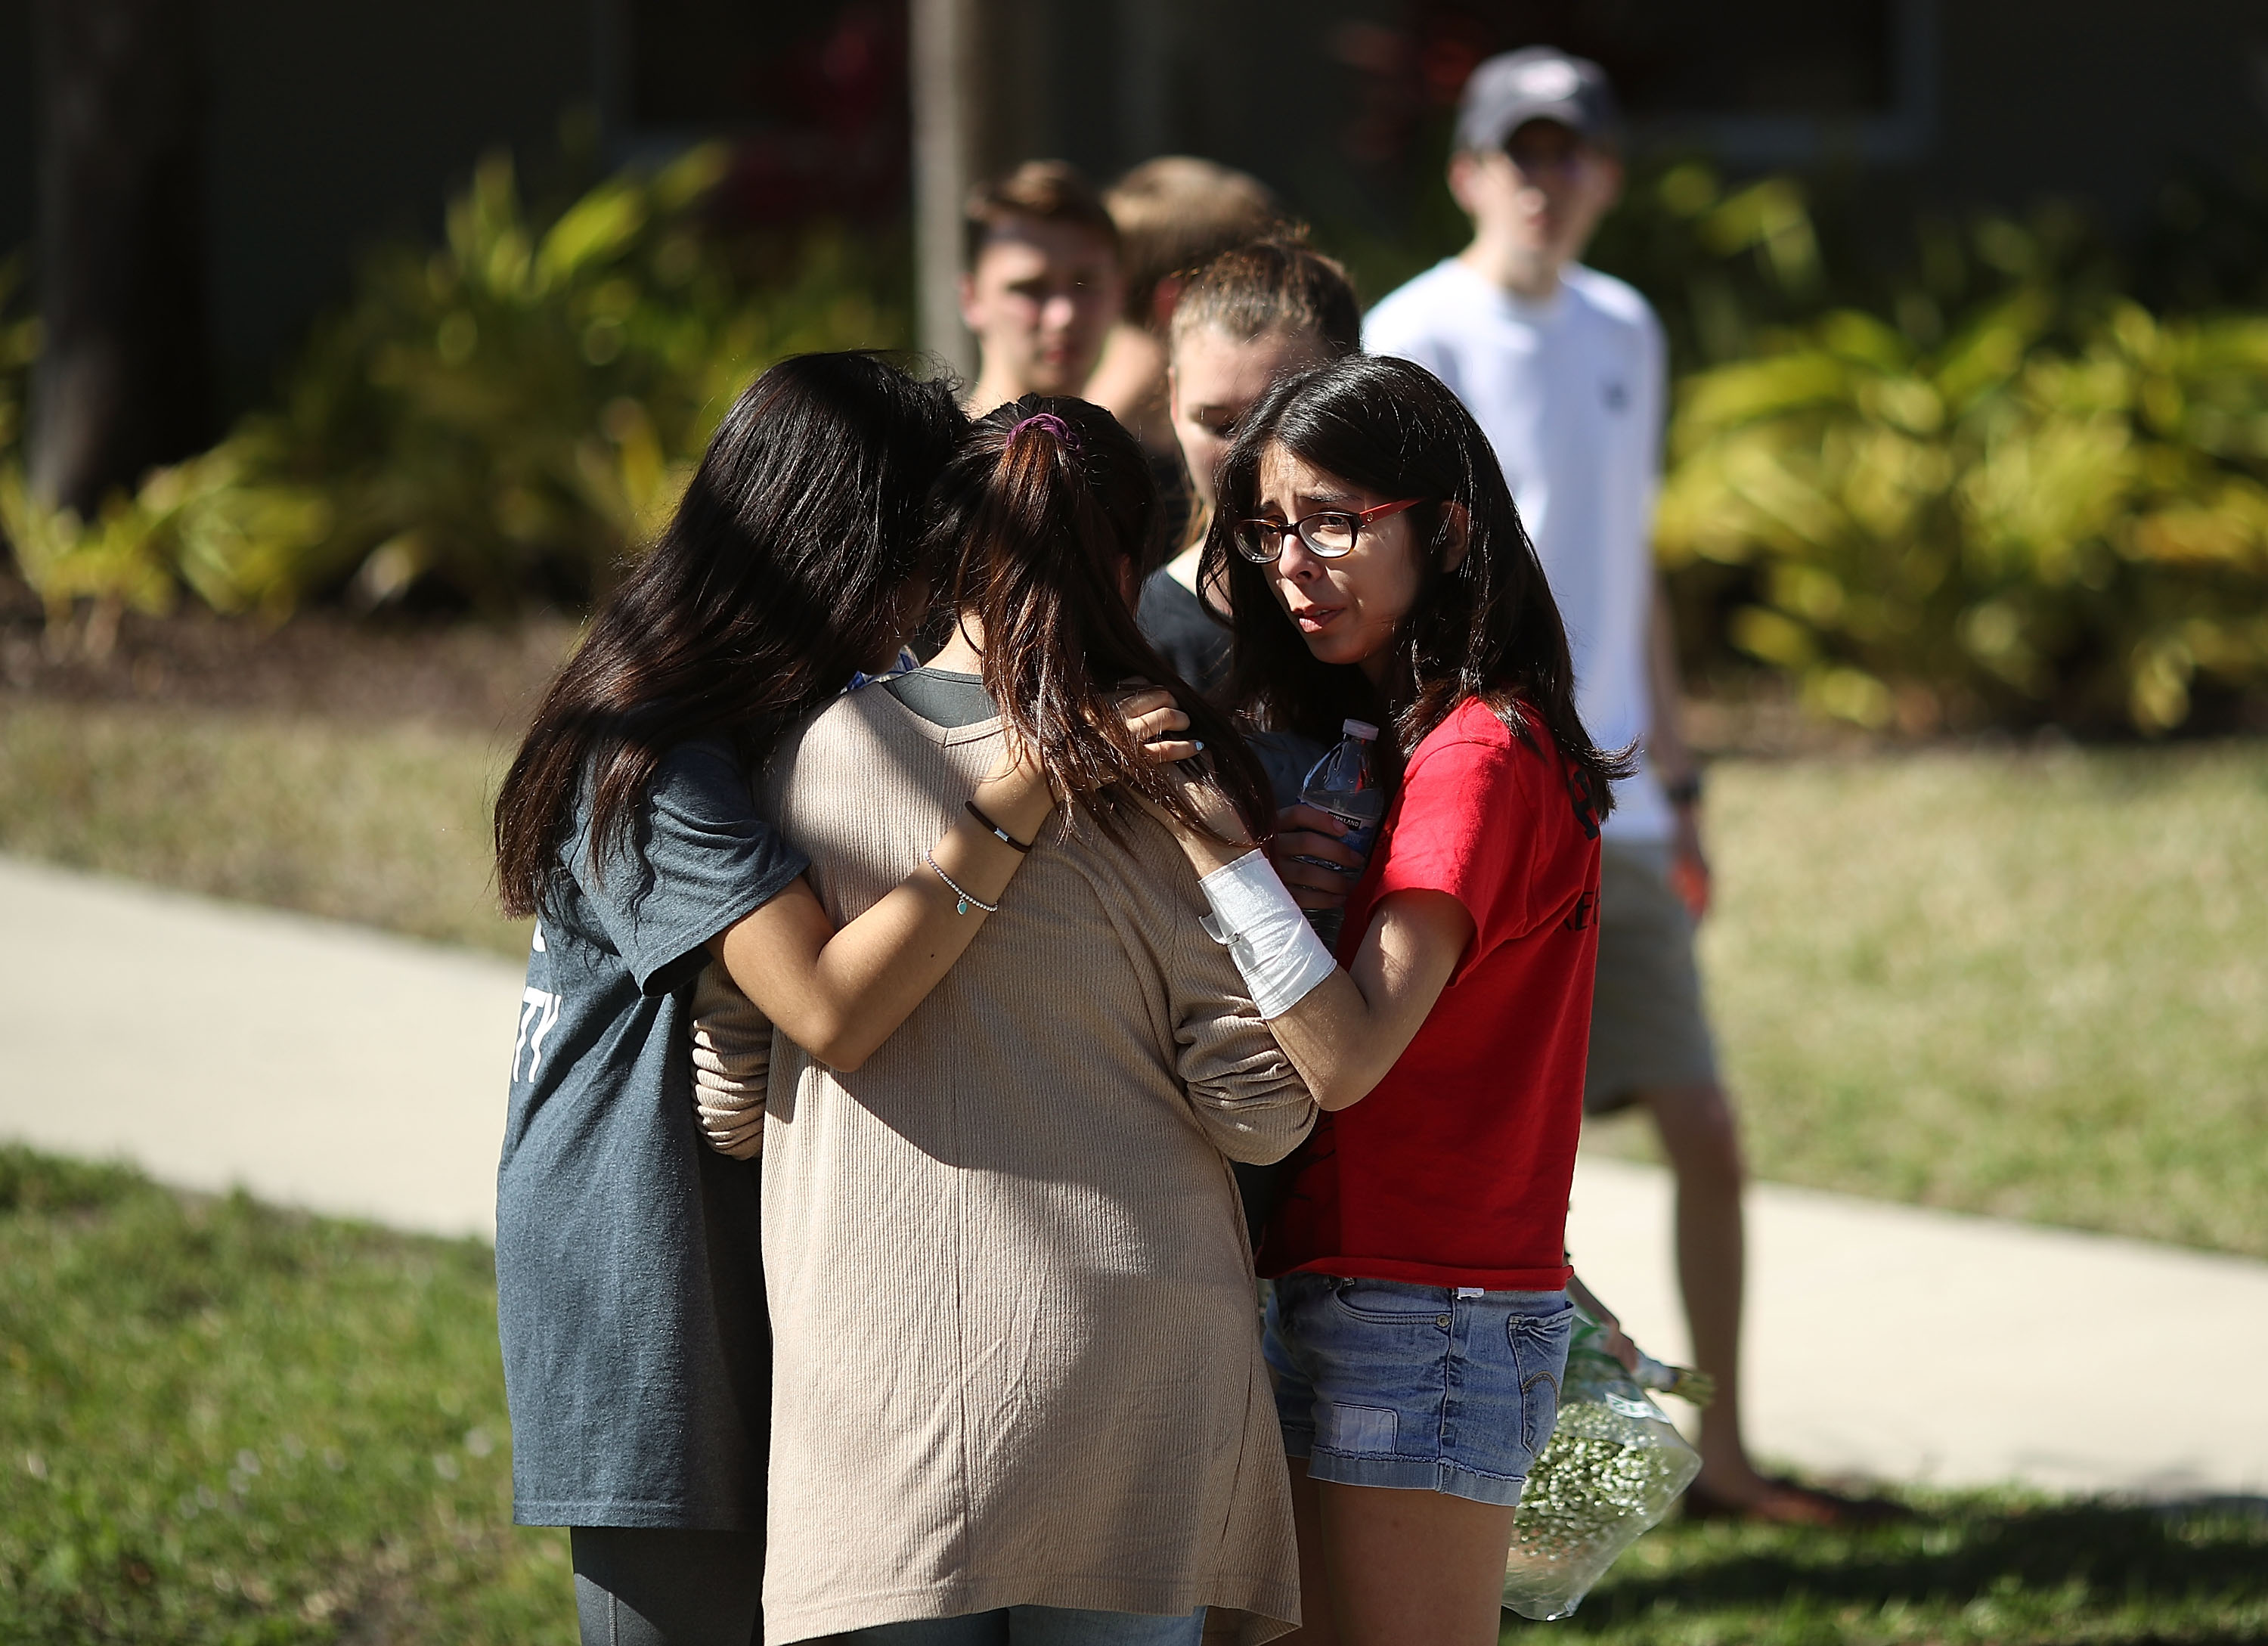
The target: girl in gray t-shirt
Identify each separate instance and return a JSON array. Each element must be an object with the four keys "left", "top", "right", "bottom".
[{"left": 490, "top": 355, "right": 1196, "bottom": 1646}]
